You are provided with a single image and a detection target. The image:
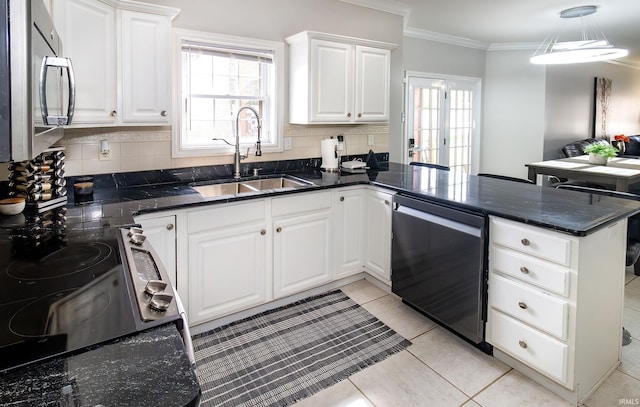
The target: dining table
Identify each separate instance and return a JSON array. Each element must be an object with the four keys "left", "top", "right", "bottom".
[{"left": 526, "top": 155, "right": 640, "bottom": 192}]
